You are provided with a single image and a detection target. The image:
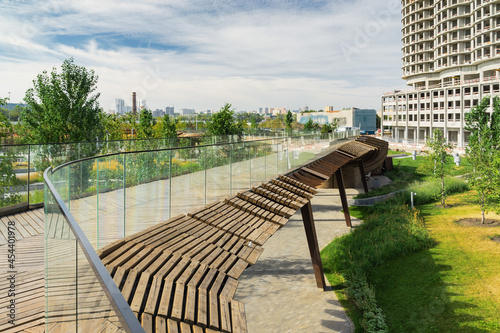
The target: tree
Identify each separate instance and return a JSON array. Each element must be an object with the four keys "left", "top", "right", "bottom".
[
  {"left": 0, "top": 97, "right": 12, "bottom": 140},
  {"left": 206, "top": 103, "right": 243, "bottom": 137},
  {"left": 100, "top": 113, "right": 124, "bottom": 140},
  {"left": 154, "top": 114, "right": 178, "bottom": 139},
  {"left": 303, "top": 117, "right": 320, "bottom": 131},
  {"left": 285, "top": 110, "right": 294, "bottom": 133},
  {"left": 465, "top": 96, "right": 500, "bottom": 223},
  {"left": 137, "top": 109, "right": 156, "bottom": 138},
  {"left": 21, "top": 58, "right": 103, "bottom": 143},
  {"left": 418, "top": 128, "right": 453, "bottom": 207}
]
